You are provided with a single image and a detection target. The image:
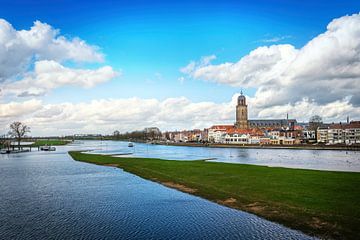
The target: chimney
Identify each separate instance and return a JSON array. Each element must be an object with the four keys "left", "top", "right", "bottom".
[
  {"left": 286, "top": 113, "right": 289, "bottom": 120},
  {"left": 347, "top": 116, "right": 350, "bottom": 124}
]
